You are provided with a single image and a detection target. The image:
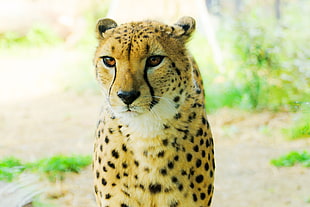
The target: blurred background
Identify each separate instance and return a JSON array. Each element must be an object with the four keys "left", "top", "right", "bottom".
[{"left": 0, "top": 0, "right": 309, "bottom": 207}]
